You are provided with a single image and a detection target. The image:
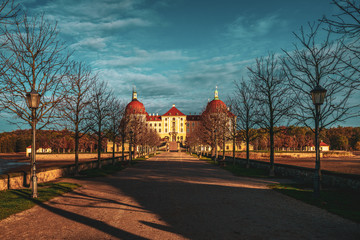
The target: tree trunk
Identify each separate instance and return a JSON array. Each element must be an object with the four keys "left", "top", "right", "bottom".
[
  {"left": 112, "top": 139, "right": 115, "bottom": 165},
  {"left": 222, "top": 133, "right": 226, "bottom": 161},
  {"left": 269, "top": 125, "right": 275, "bottom": 176},
  {"left": 233, "top": 135, "right": 236, "bottom": 165},
  {"left": 246, "top": 137, "right": 250, "bottom": 169},
  {"left": 246, "top": 128, "right": 250, "bottom": 168},
  {"left": 97, "top": 125, "right": 102, "bottom": 169},
  {"left": 74, "top": 126, "right": 79, "bottom": 175},
  {"left": 121, "top": 136, "right": 125, "bottom": 162}
]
